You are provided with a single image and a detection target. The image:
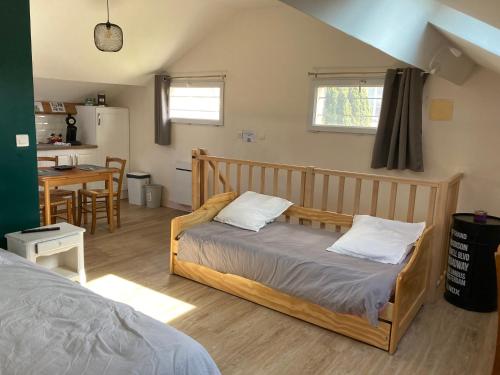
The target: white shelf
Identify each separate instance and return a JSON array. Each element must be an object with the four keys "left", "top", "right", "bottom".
[{"left": 51, "top": 266, "right": 79, "bottom": 282}]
